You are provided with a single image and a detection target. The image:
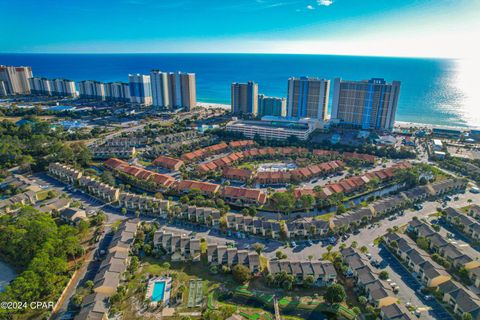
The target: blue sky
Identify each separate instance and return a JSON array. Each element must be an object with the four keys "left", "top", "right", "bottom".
[{"left": 1, "top": 0, "right": 479, "bottom": 57}]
